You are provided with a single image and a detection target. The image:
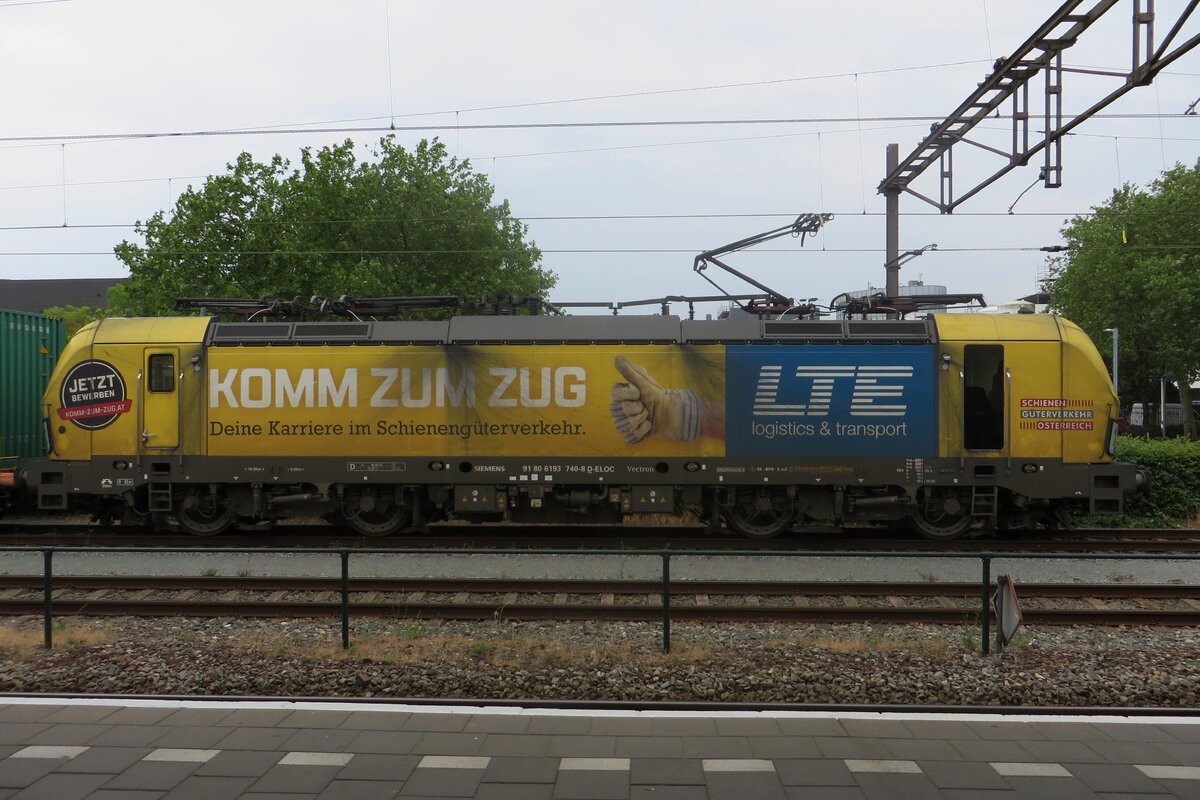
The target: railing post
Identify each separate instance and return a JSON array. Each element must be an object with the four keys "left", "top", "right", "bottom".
[
  {"left": 340, "top": 550, "right": 351, "bottom": 650},
  {"left": 980, "top": 556, "right": 991, "bottom": 656},
  {"left": 42, "top": 549, "right": 53, "bottom": 649},
  {"left": 661, "top": 552, "right": 671, "bottom": 654}
]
